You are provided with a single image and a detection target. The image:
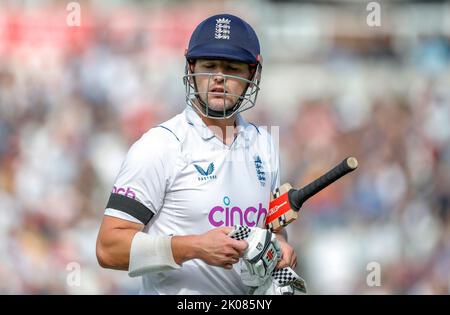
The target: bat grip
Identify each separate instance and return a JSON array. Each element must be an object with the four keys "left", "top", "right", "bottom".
[{"left": 289, "top": 157, "right": 358, "bottom": 211}]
